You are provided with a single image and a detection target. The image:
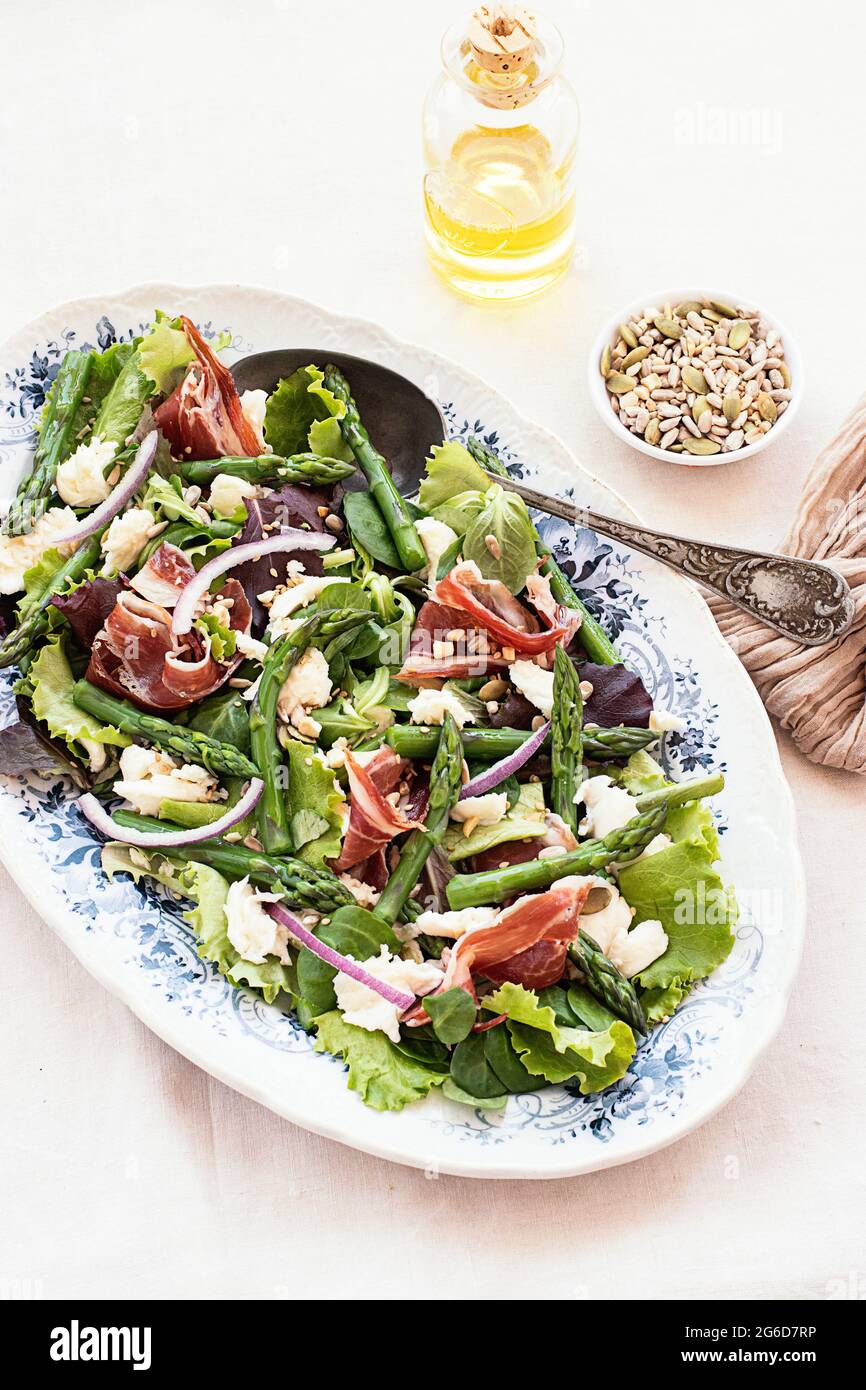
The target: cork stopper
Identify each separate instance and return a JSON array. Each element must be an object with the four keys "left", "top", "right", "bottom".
[{"left": 468, "top": 5, "right": 536, "bottom": 75}]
